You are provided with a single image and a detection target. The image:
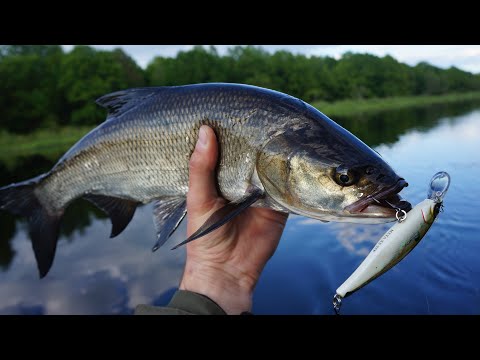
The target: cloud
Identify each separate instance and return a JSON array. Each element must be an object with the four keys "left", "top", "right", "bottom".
[
  {"left": 297, "top": 218, "right": 323, "bottom": 225},
  {"left": 0, "top": 204, "right": 186, "bottom": 315},
  {"left": 330, "top": 222, "right": 390, "bottom": 257}
]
